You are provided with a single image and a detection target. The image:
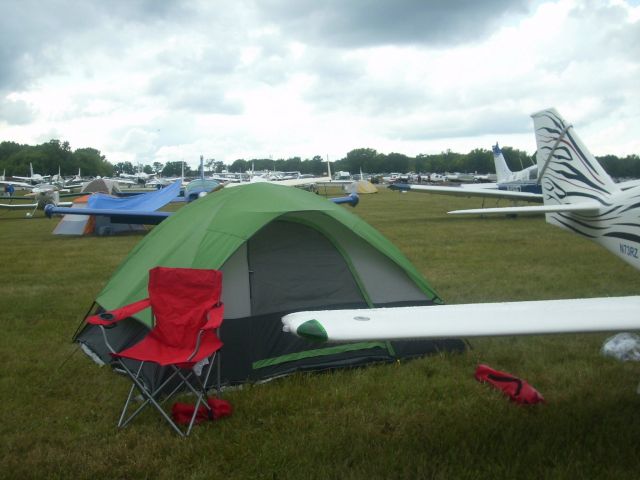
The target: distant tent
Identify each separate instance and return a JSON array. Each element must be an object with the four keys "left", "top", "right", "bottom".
[
  {"left": 81, "top": 178, "right": 121, "bottom": 195},
  {"left": 86, "top": 180, "right": 180, "bottom": 211},
  {"left": 53, "top": 181, "right": 180, "bottom": 236},
  {"left": 52, "top": 195, "right": 146, "bottom": 236},
  {"left": 183, "top": 178, "right": 222, "bottom": 202},
  {"left": 344, "top": 180, "right": 378, "bottom": 194},
  {"left": 76, "top": 183, "right": 463, "bottom": 386}
]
